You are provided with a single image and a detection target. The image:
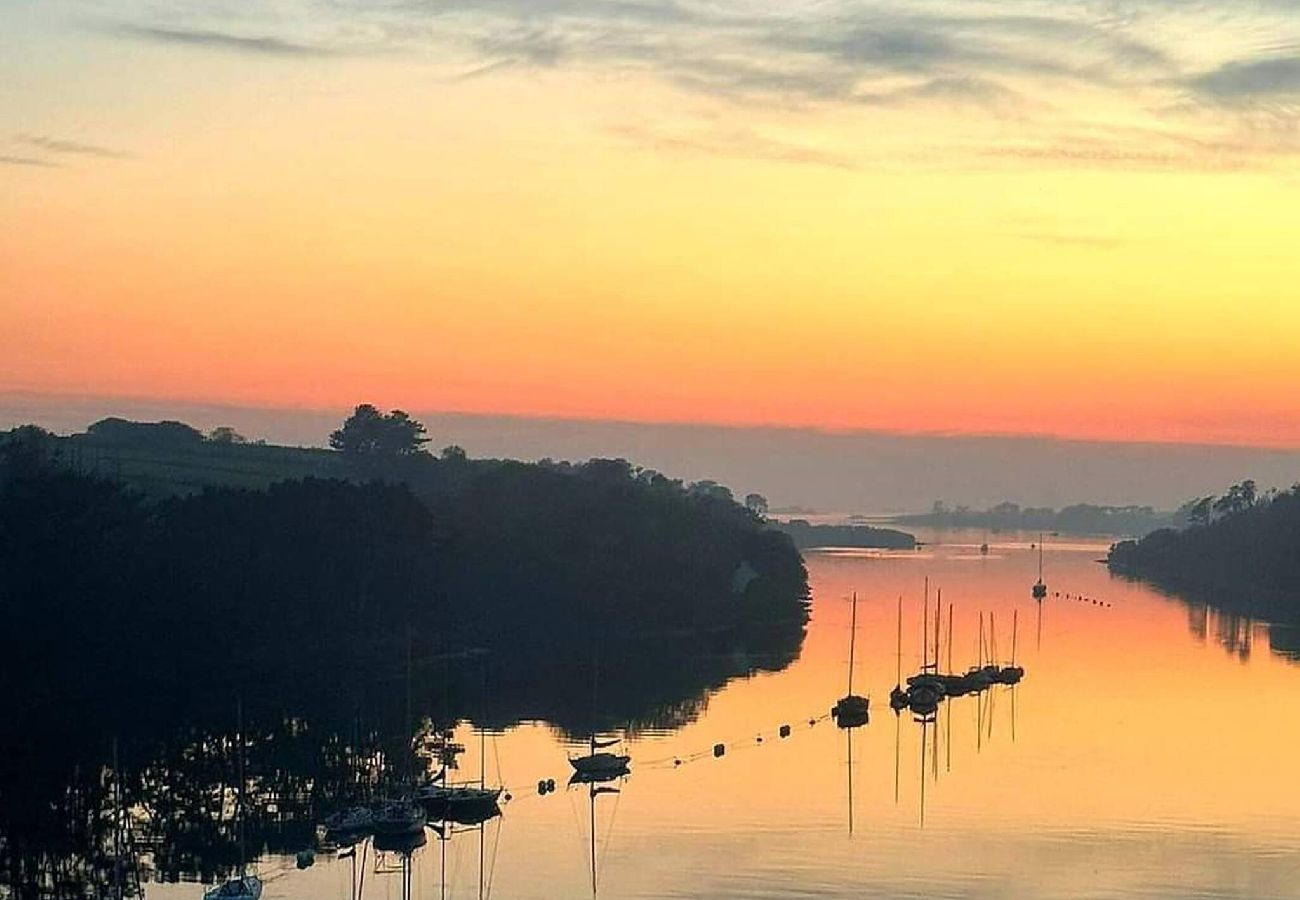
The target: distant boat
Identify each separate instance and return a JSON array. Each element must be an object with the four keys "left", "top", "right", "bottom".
[
  {"left": 833, "top": 591, "right": 870, "bottom": 728},
  {"left": 1032, "top": 533, "right": 1048, "bottom": 599}
]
